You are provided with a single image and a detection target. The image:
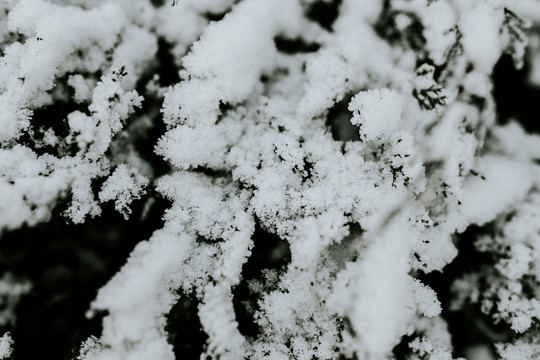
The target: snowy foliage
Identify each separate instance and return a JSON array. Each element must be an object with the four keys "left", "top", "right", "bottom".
[
  {"left": 0, "top": 332, "right": 13, "bottom": 360},
  {"left": 1, "top": 0, "right": 540, "bottom": 359}
]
